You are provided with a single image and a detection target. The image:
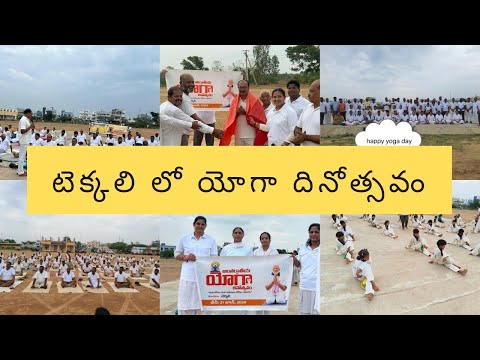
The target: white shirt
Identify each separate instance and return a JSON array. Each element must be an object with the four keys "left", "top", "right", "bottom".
[
  {"left": 220, "top": 243, "right": 254, "bottom": 256},
  {"left": 253, "top": 246, "right": 279, "bottom": 256},
  {"left": 261, "top": 104, "right": 298, "bottom": 145},
  {"left": 18, "top": 116, "right": 31, "bottom": 145},
  {"left": 286, "top": 96, "right": 311, "bottom": 119},
  {"left": 57, "top": 134, "right": 66, "bottom": 145},
  {"left": 0, "top": 137, "right": 10, "bottom": 152},
  {"left": 298, "top": 245, "right": 319, "bottom": 291},
  {"left": 114, "top": 271, "right": 128, "bottom": 282},
  {"left": 147, "top": 140, "right": 156, "bottom": 146},
  {"left": 34, "top": 270, "right": 49, "bottom": 283},
  {"left": 150, "top": 272, "right": 160, "bottom": 283},
  {"left": 88, "top": 271, "right": 100, "bottom": 287},
  {"left": 180, "top": 92, "right": 196, "bottom": 117},
  {"left": 319, "top": 101, "right": 327, "bottom": 112},
  {"left": 44, "top": 140, "right": 57, "bottom": 146},
  {"left": 197, "top": 111, "right": 216, "bottom": 125},
  {"left": 174, "top": 232, "right": 218, "bottom": 282},
  {"left": 234, "top": 98, "right": 256, "bottom": 139},
  {"left": 160, "top": 101, "right": 214, "bottom": 146},
  {"left": 106, "top": 137, "right": 116, "bottom": 145},
  {"left": 31, "top": 138, "right": 44, "bottom": 146},
  {"left": 296, "top": 103, "right": 320, "bottom": 145},
  {"left": 124, "top": 137, "right": 135, "bottom": 146},
  {"left": 430, "top": 247, "right": 449, "bottom": 264},
  {"left": 0, "top": 267, "right": 15, "bottom": 280},
  {"left": 89, "top": 136, "right": 102, "bottom": 146},
  {"left": 135, "top": 136, "right": 144, "bottom": 145},
  {"left": 62, "top": 271, "right": 75, "bottom": 282},
  {"left": 77, "top": 134, "right": 86, "bottom": 143}
]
